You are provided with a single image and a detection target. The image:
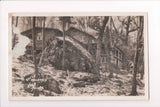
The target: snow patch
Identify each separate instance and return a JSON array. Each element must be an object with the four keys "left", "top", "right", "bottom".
[{"left": 12, "top": 26, "right": 30, "bottom": 59}]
